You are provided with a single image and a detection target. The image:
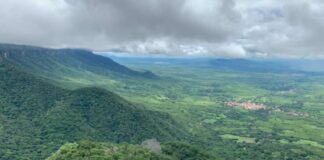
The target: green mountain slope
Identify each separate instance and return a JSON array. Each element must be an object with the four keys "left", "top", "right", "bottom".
[
  {"left": 47, "top": 141, "right": 214, "bottom": 160},
  {"left": 0, "top": 43, "right": 156, "bottom": 79},
  {"left": 0, "top": 63, "right": 186, "bottom": 160},
  {"left": 47, "top": 141, "right": 172, "bottom": 160}
]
